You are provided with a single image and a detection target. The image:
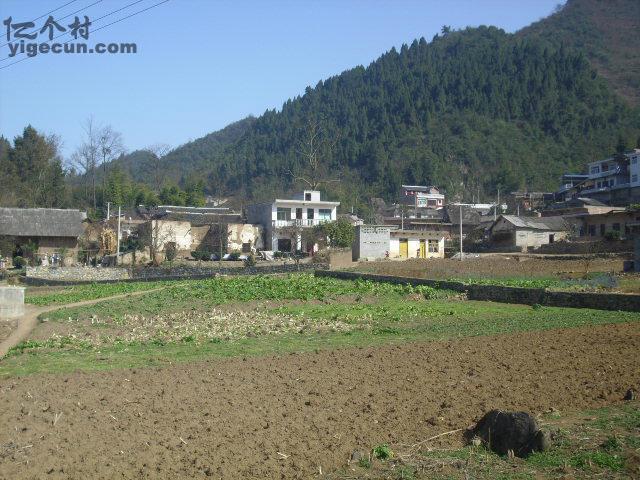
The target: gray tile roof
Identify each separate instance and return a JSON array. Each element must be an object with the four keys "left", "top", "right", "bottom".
[
  {"left": 498, "top": 215, "right": 568, "bottom": 231},
  {"left": 0, "top": 208, "right": 87, "bottom": 238}
]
